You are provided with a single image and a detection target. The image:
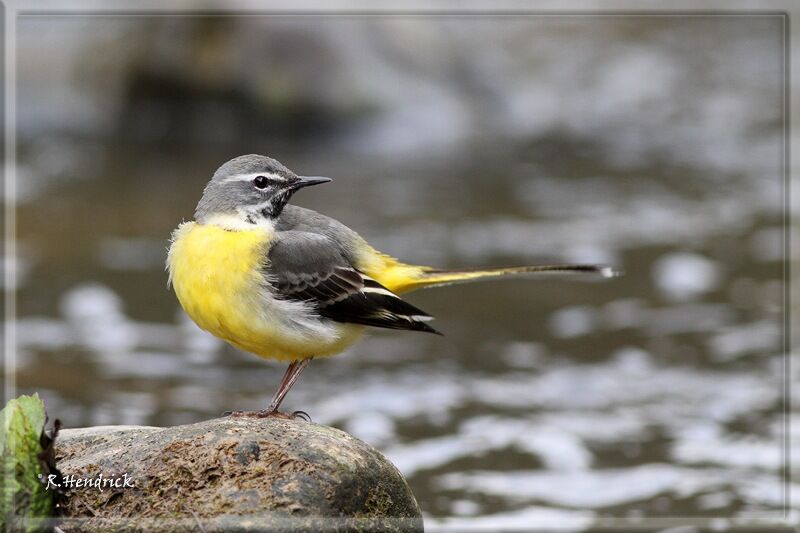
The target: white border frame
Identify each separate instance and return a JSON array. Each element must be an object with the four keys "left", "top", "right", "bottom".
[{"left": 2, "top": 2, "right": 794, "bottom": 530}]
